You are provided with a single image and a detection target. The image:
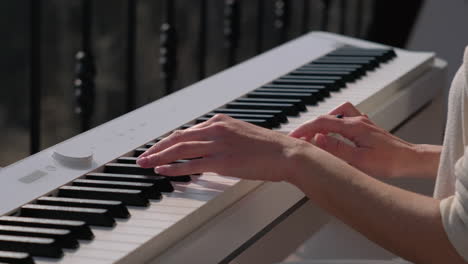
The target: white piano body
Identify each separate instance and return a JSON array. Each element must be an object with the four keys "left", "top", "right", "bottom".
[{"left": 0, "top": 31, "right": 446, "bottom": 263}]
